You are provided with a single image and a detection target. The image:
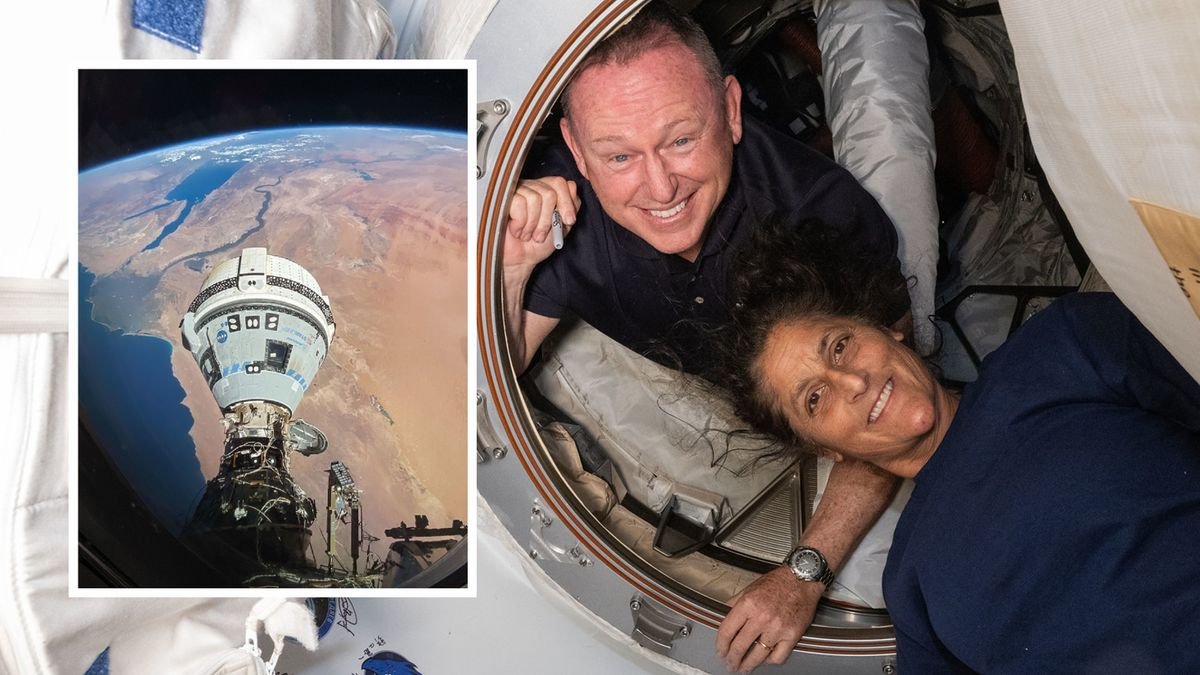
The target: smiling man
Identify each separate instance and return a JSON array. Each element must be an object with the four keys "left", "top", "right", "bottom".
[
  {"left": 501, "top": 4, "right": 910, "bottom": 673},
  {"left": 503, "top": 4, "right": 909, "bottom": 376}
]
